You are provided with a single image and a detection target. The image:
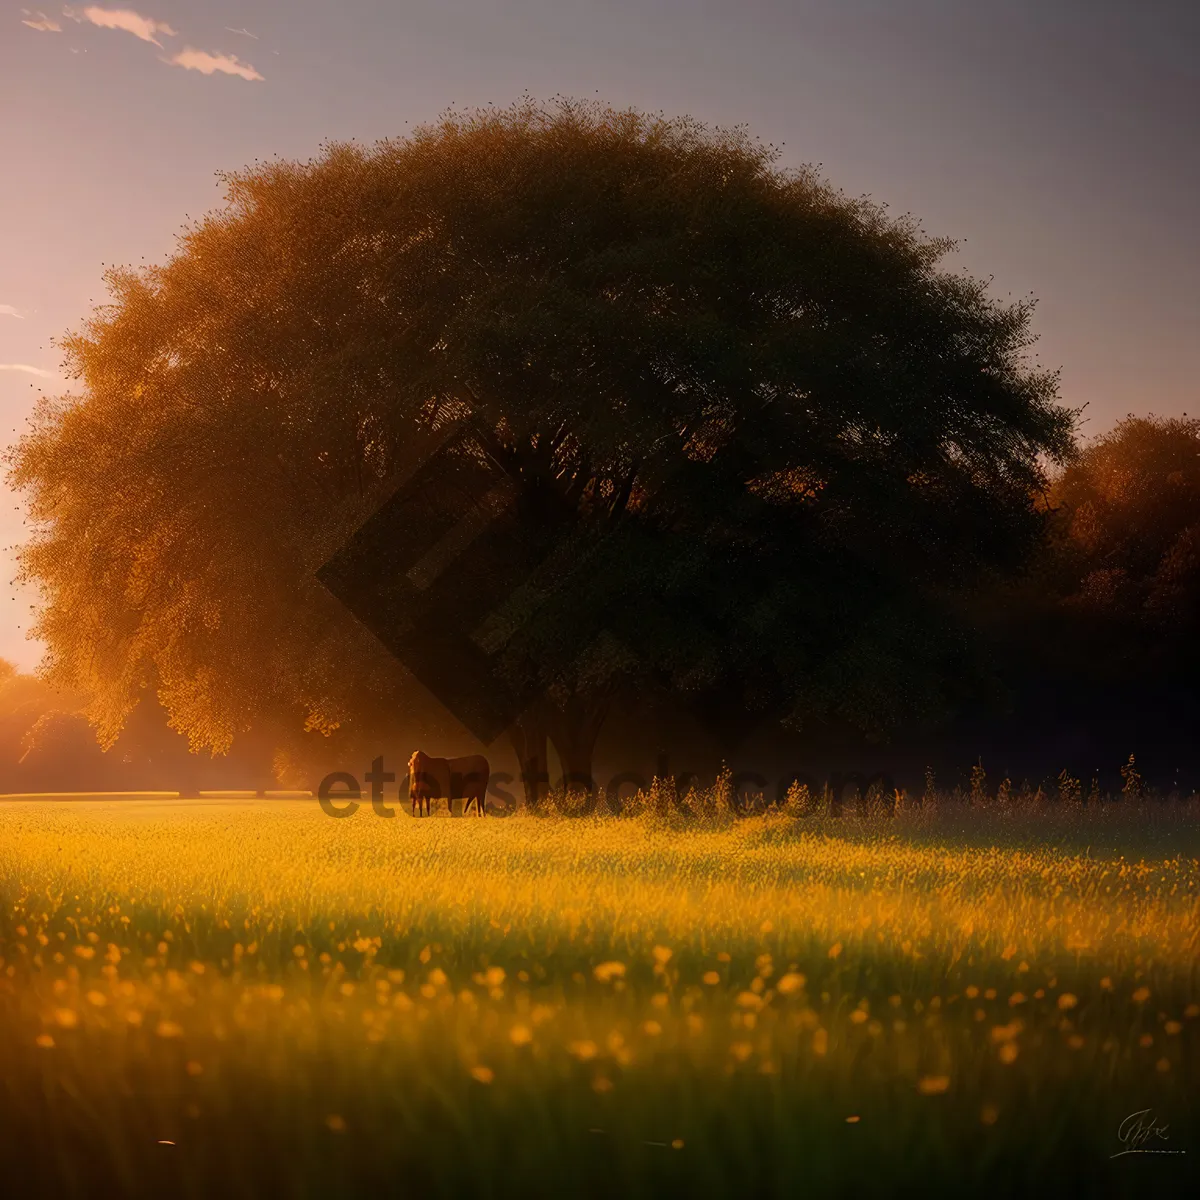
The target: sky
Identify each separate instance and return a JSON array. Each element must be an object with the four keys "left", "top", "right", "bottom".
[{"left": 0, "top": 0, "right": 1196, "bottom": 671}]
